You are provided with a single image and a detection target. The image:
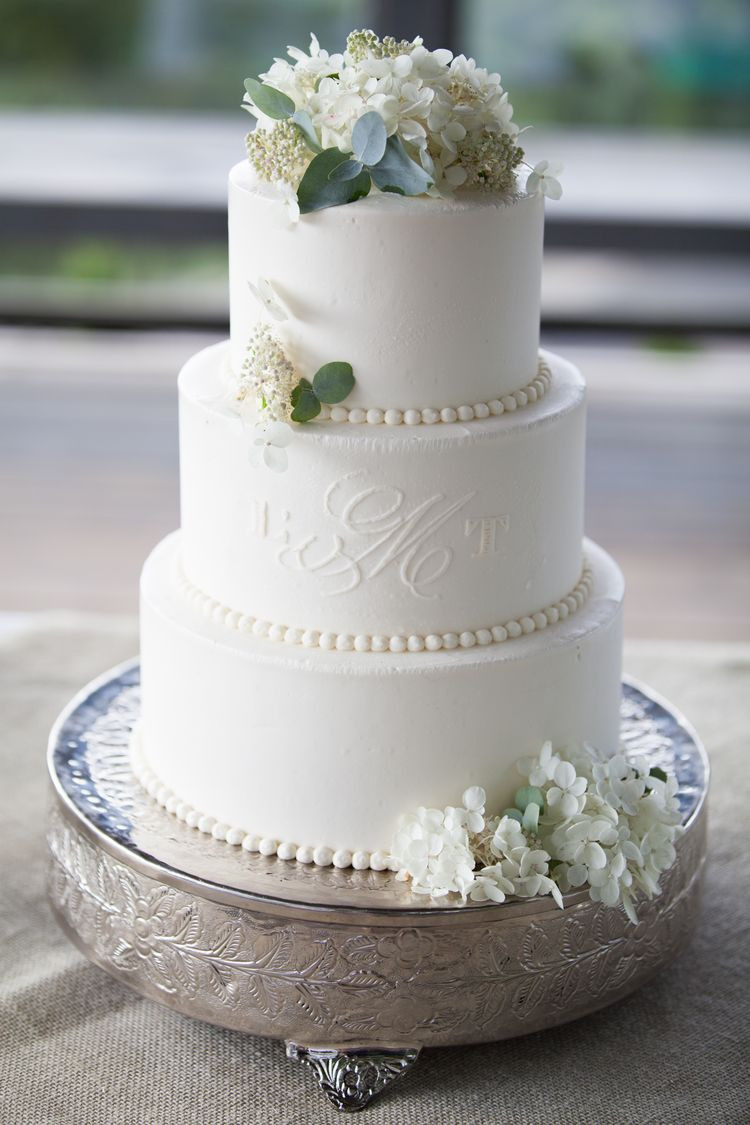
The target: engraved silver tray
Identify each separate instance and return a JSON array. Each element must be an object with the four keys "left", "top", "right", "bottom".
[{"left": 47, "top": 661, "right": 708, "bottom": 1112}]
